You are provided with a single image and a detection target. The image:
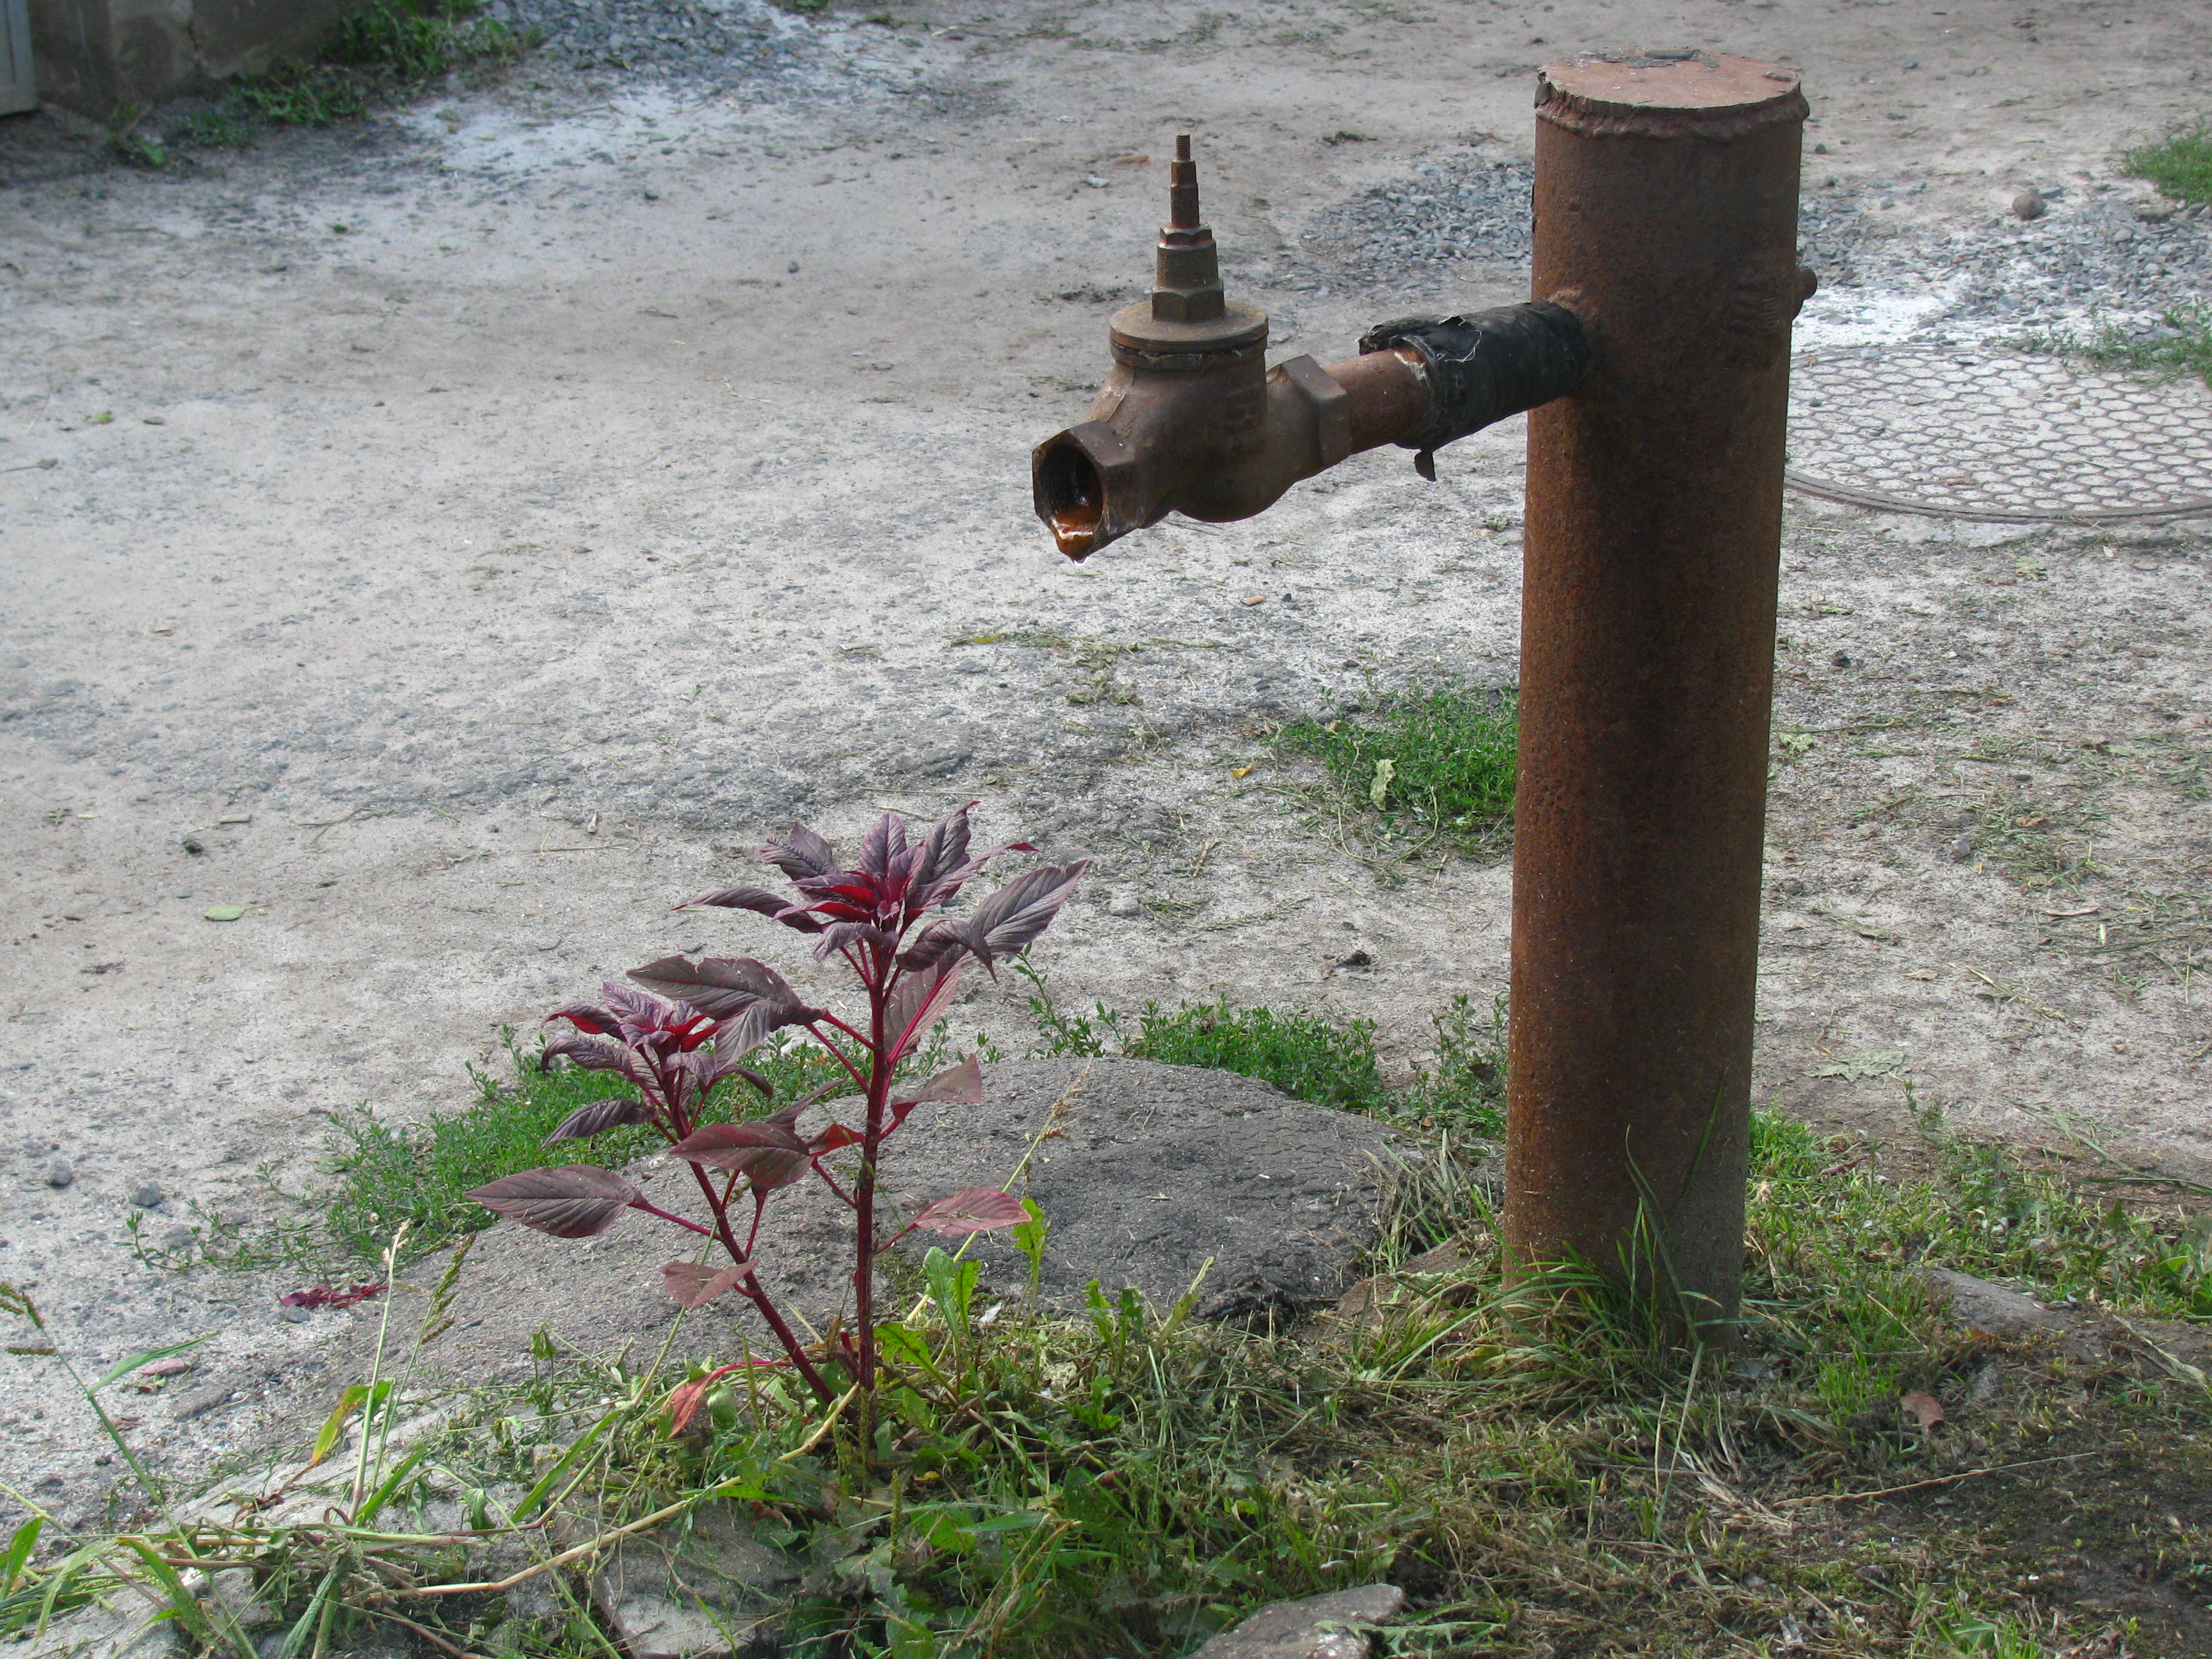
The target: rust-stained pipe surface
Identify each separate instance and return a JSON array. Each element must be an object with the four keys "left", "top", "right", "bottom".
[{"left": 1505, "top": 52, "right": 1813, "bottom": 1336}]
